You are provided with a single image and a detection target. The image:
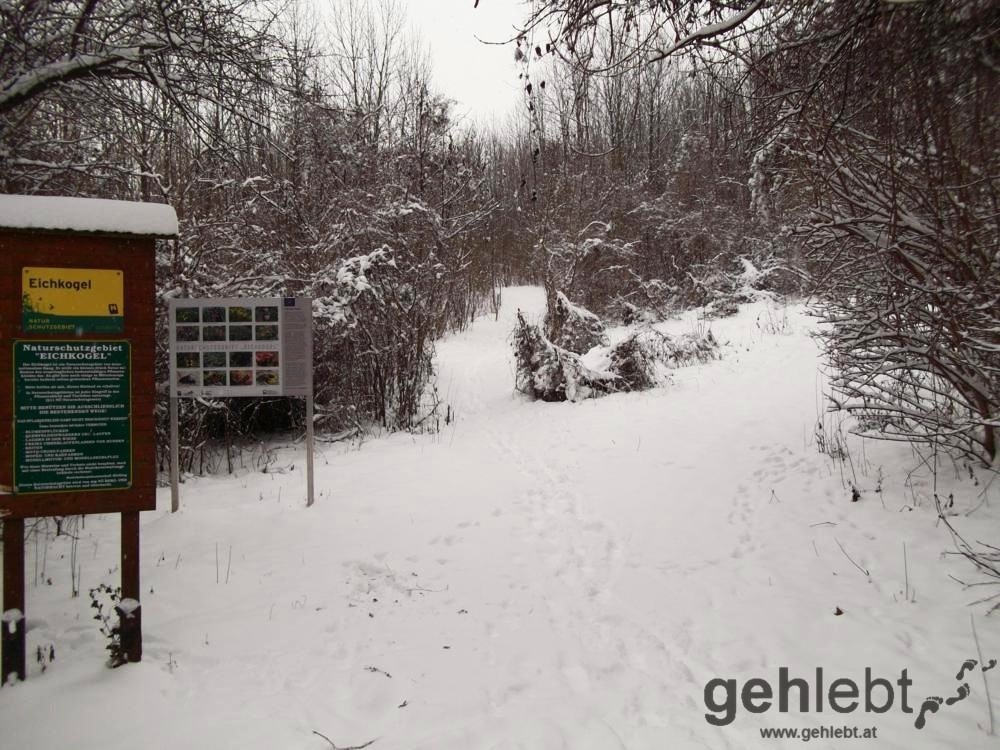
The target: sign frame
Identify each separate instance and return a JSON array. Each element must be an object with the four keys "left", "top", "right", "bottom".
[
  {"left": 166, "top": 296, "right": 314, "bottom": 511},
  {"left": 167, "top": 296, "right": 312, "bottom": 399},
  {"left": 0, "top": 233, "right": 157, "bottom": 520}
]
